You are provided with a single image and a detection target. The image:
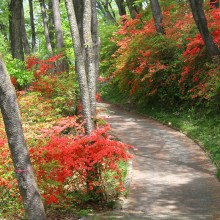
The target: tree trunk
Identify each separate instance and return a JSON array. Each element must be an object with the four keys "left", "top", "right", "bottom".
[
  {"left": 0, "top": 58, "right": 46, "bottom": 220},
  {"left": 39, "top": 0, "right": 53, "bottom": 53},
  {"left": 115, "top": 0, "right": 126, "bottom": 16},
  {"left": 52, "top": 0, "right": 65, "bottom": 50},
  {"left": 65, "top": 0, "right": 94, "bottom": 135},
  {"left": 48, "top": 0, "right": 56, "bottom": 50},
  {"left": 73, "top": 0, "right": 84, "bottom": 42},
  {"left": 91, "top": 0, "right": 100, "bottom": 117},
  {"left": 29, "top": 0, "right": 37, "bottom": 53},
  {"left": 21, "top": 5, "right": 31, "bottom": 55},
  {"left": 210, "top": 0, "right": 219, "bottom": 8},
  {"left": 108, "top": 0, "right": 117, "bottom": 20},
  {"left": 52, "top": 0, "right": 68, "bottom": 72},
  {"left": 91, "top": 0, "right": 100, "bottom": 78},
  {"left": 9, "top": 0, "right": 24, "bottom": 61},
  {"left": 83, "top": 0, "right": 97, "bottom": 118},
  {"left": 99, "top": 0, "right": 118, "bottom": 24},
  {"left": 149, "top": 0, "right": 165, "bottom": 34},
  {"left": 126, "top": 0, "right": 138, "bottom": 19},
  {"left": 189, "top": 0, "right": 220, "bottom": 57}
]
